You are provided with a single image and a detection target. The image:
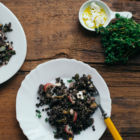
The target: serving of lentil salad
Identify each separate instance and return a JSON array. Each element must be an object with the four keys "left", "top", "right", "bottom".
[
  {"left": 36, "top": 74, "right": 98, "bottom": 140},
  {"left": 0, "top": 22, "right": 16, "bottom": 67}
]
